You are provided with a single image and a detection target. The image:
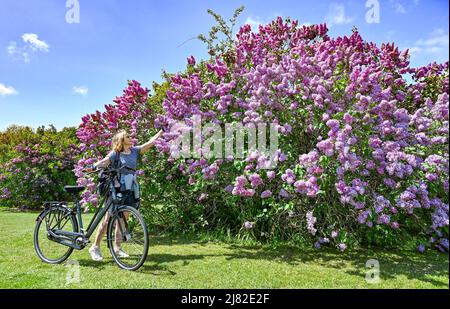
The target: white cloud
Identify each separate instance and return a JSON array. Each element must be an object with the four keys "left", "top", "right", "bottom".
[
  {"left": 325, "top": 3, "right": 353, "bottom": 27},
  {"left": 22, "top": 52, "right": 30, "bottom": 63},
  {"left": 390, "top": 0, "right": 420, "bottom": 14},
  {"left": 73, "top": 86, "right": 89, "bottom": 96},
  {"left": 245, "top": 17, "right": 264, "bottom": 31},
  {"left": 7, "top": 41, "right": 17, "bottom": 55},
  {"left": 409, "top": 28, "right": 449, "bottom": 56},
  {"left": 416, "top": 29, "right": 449, "bottom": 48},
  {"left": 6, "top": 33, "right": 49, "bottom": 63},
  {"left": 0, "top": 83, "right": 18, "bottom": 96},
  {"left": 386, "top": 30, "right": 396, "bottom": 41},
  {"left": 21, "top": 33, "right": 49, "bottom": 52},
  {"left": 244, "top": 13, "right": 285, "bottom": 32},
  {"left": 394, "top": 3, "right": 406, "bottom": 14}
]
